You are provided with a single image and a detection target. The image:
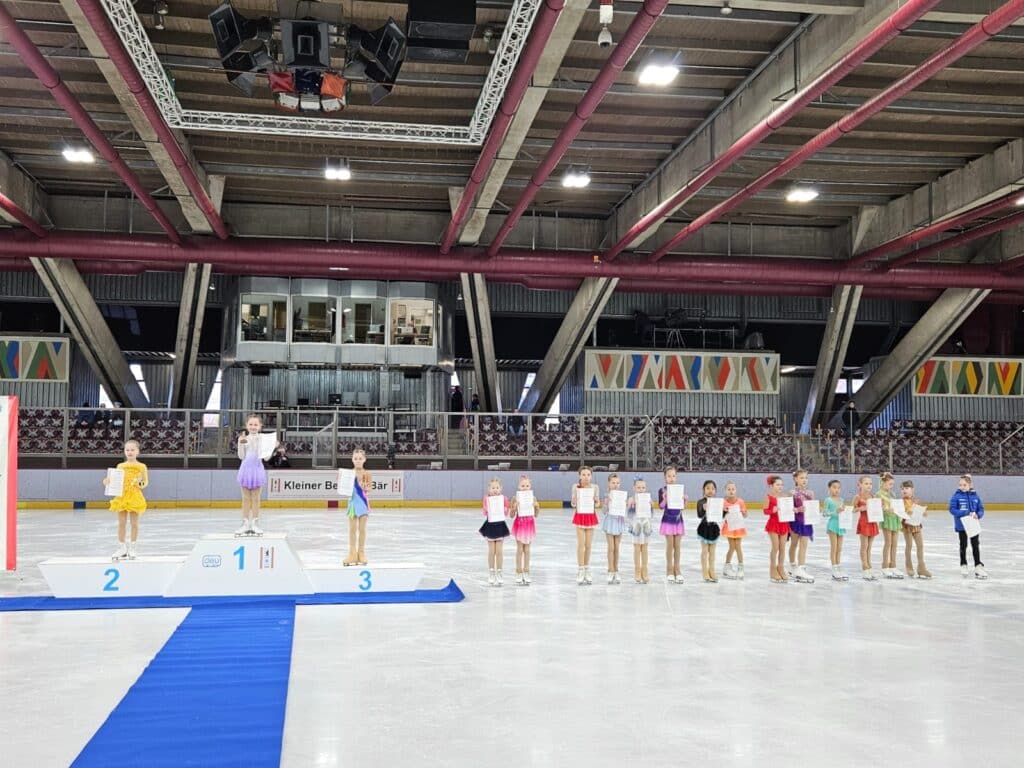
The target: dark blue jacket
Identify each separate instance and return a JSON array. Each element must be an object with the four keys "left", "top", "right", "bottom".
[{"left": 949, "top": 489, "right": 984, "bottom": 532}]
